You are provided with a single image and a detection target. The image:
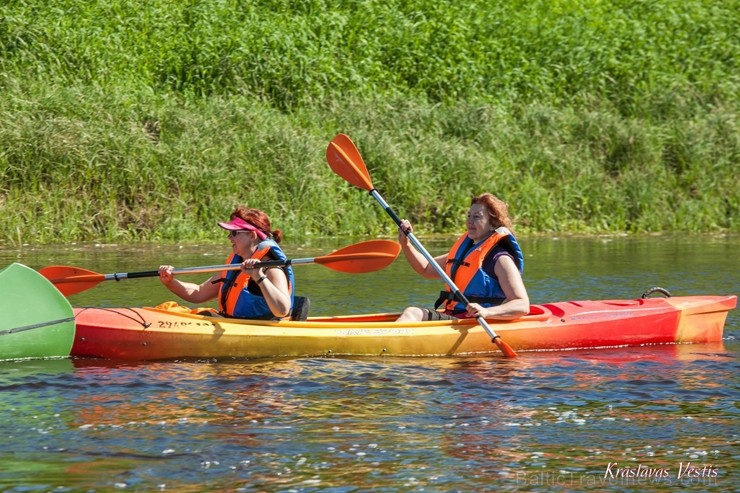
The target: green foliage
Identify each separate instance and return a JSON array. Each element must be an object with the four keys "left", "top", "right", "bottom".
[{"left": 0, "top": 0, "right": 737, "bottom": 244}]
